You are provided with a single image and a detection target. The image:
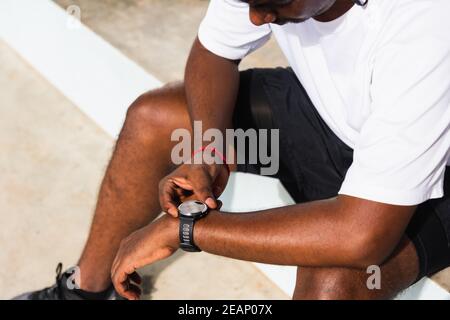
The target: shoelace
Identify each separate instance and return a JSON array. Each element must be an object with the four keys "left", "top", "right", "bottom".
[{"left": 54, "top": 262, "right": 66, "bottom": 300}]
